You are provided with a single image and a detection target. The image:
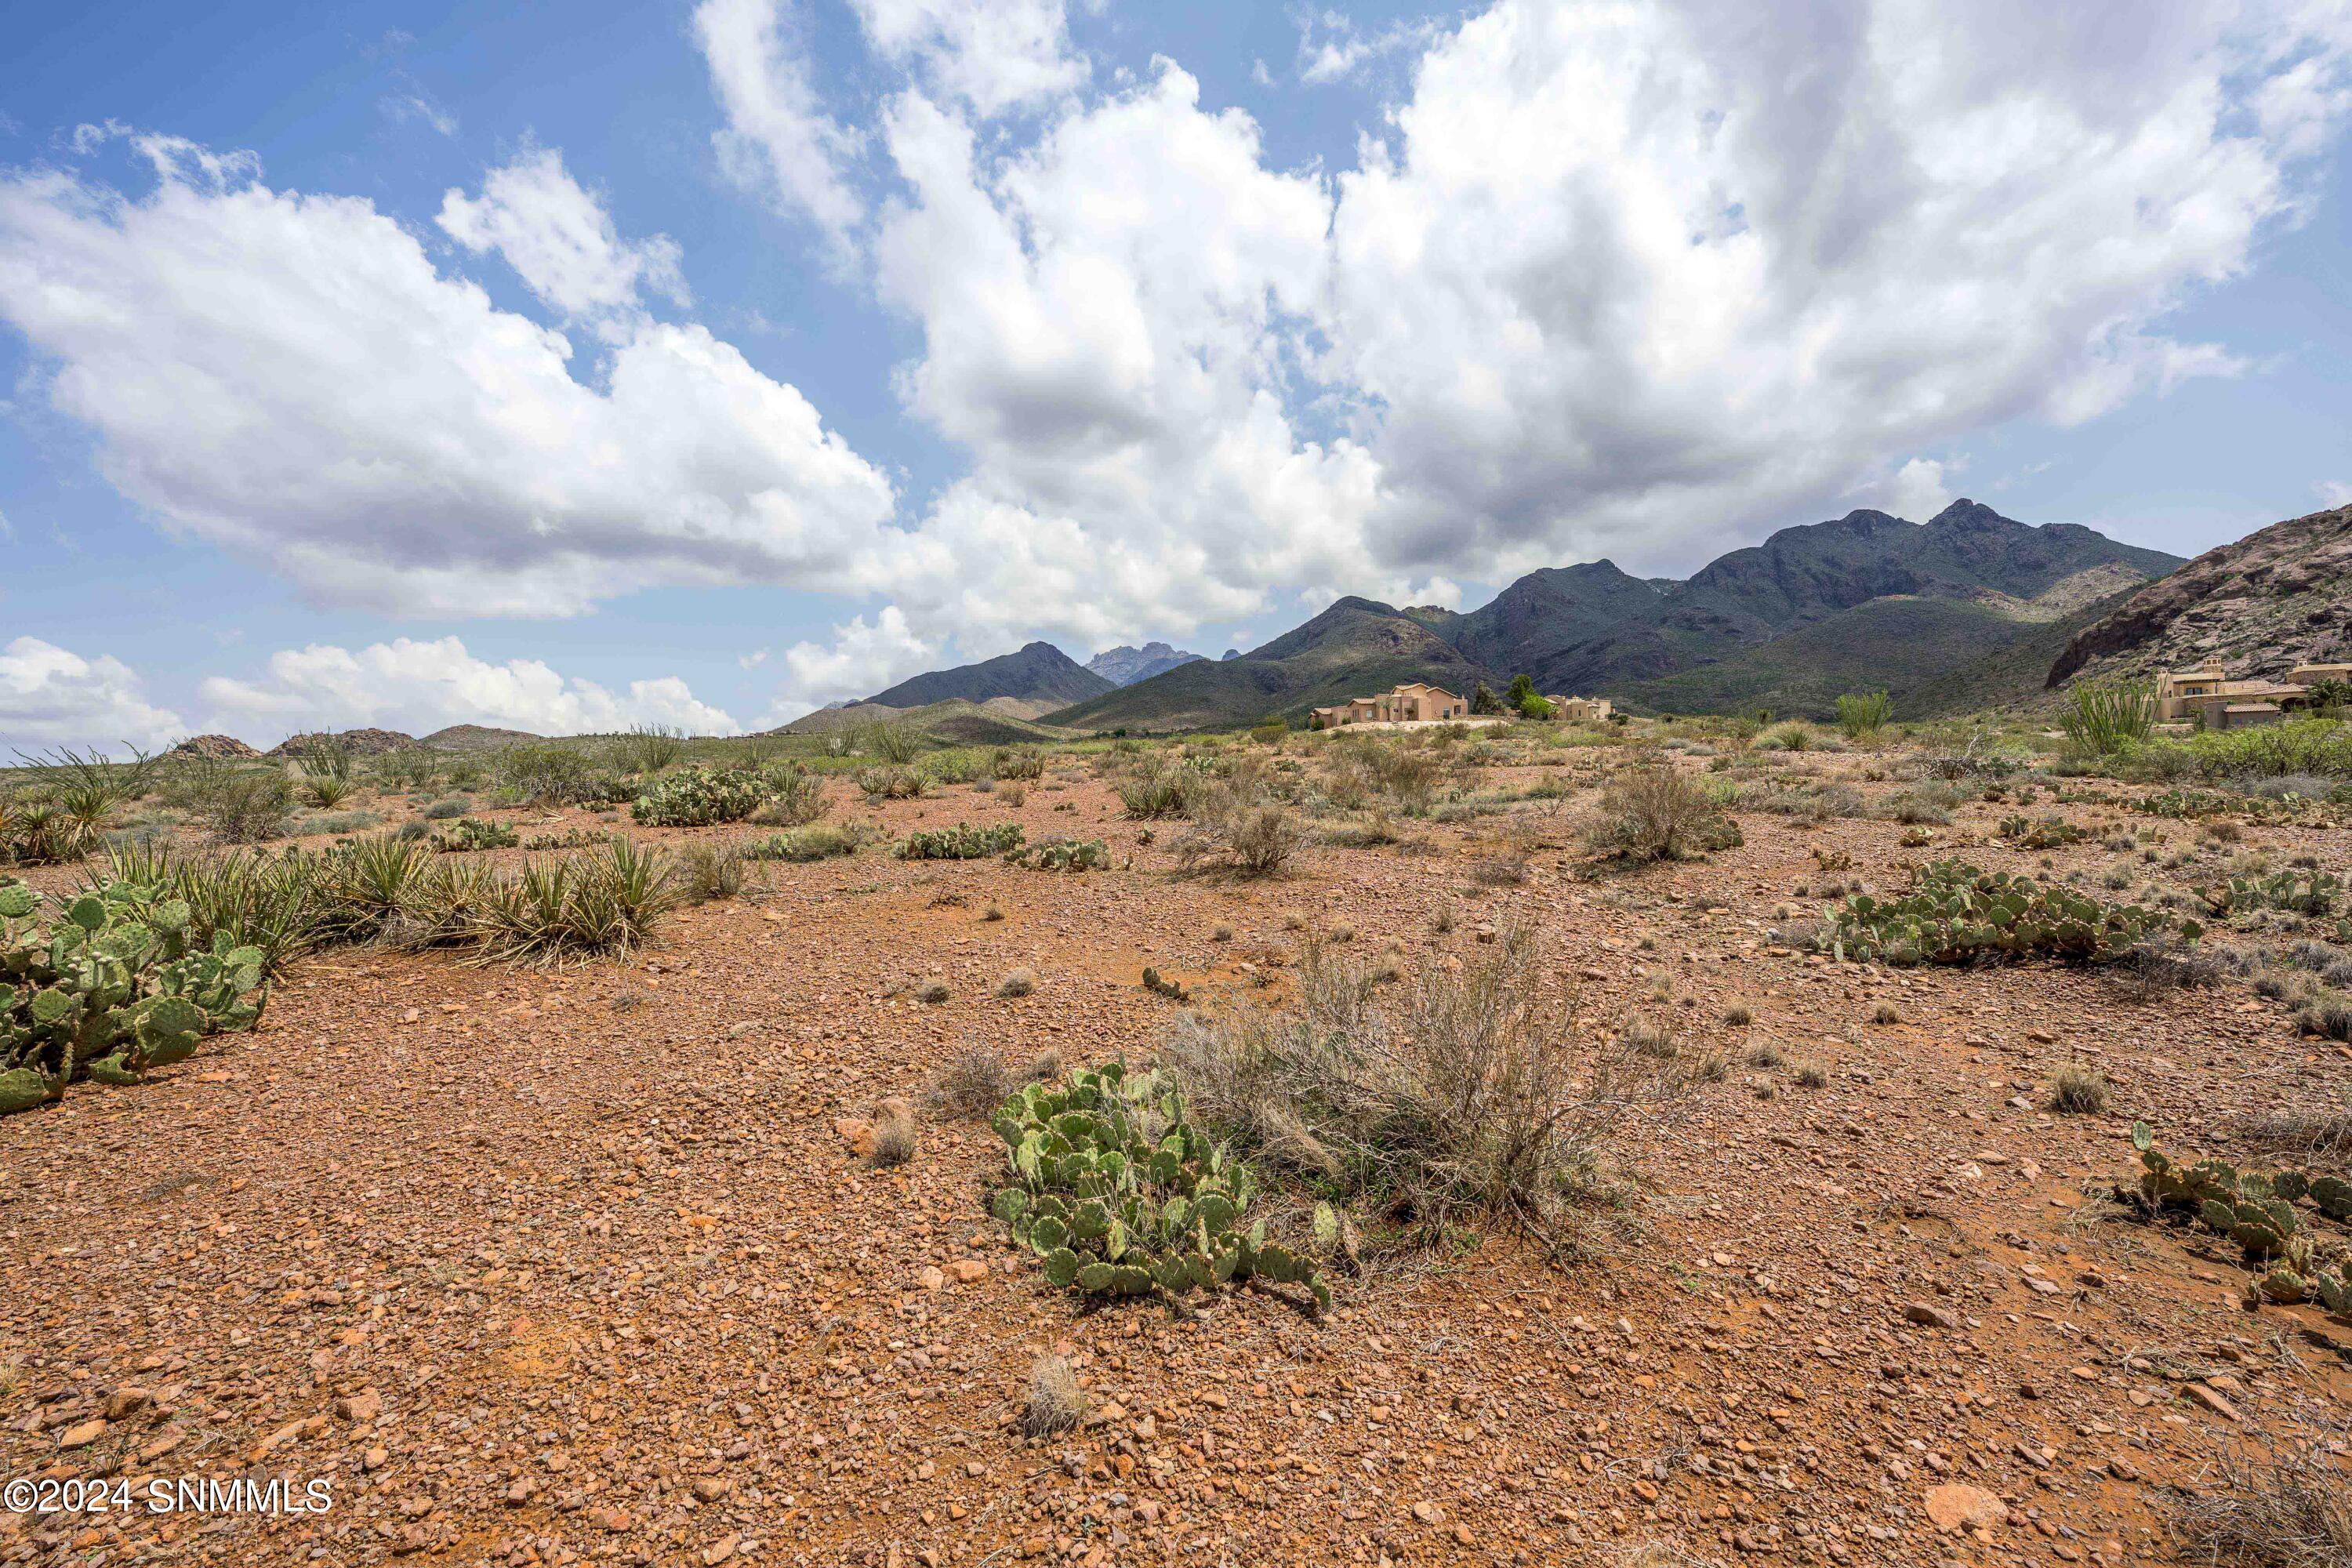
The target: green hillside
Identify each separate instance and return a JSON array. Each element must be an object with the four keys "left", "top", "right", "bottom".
[{"left": 1612, "top": 597, "right": 2040, "bottom": 718}]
